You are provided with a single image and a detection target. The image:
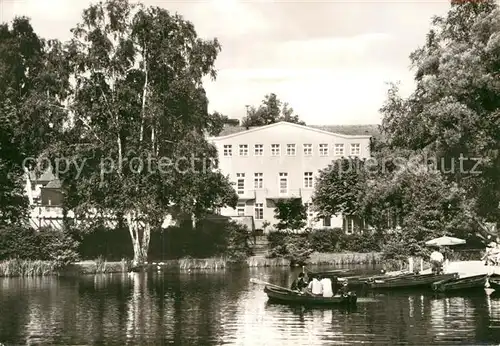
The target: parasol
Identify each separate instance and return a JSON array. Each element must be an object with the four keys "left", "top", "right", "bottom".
[{"left": 425, "top": 236, "right": 466, "bottom": 247}]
